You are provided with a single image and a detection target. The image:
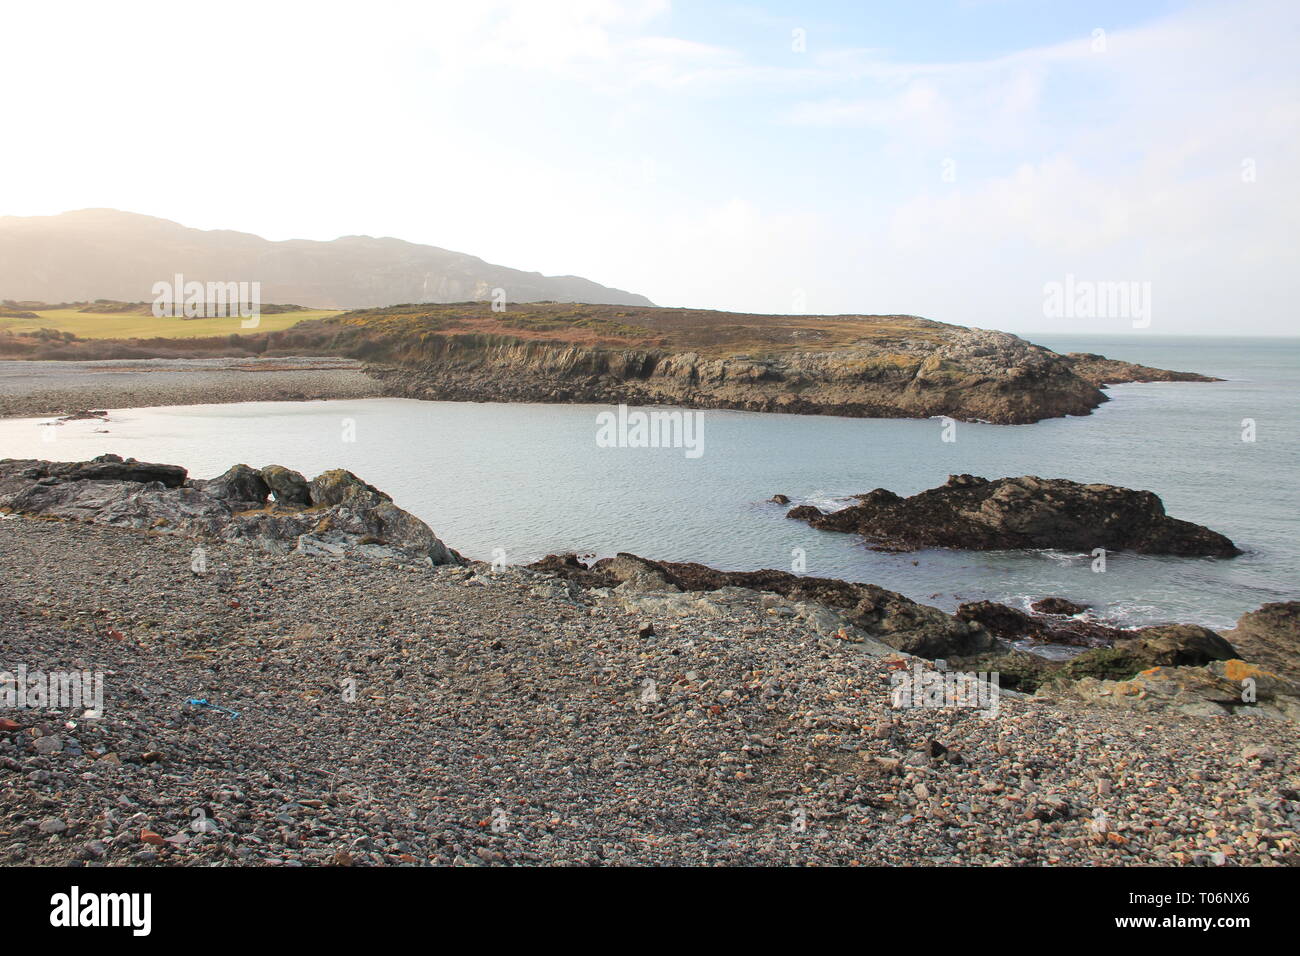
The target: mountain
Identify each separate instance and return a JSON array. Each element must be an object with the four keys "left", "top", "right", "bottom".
[{"left": 0, "top": 209, "right": 653, "bottom": 309}]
